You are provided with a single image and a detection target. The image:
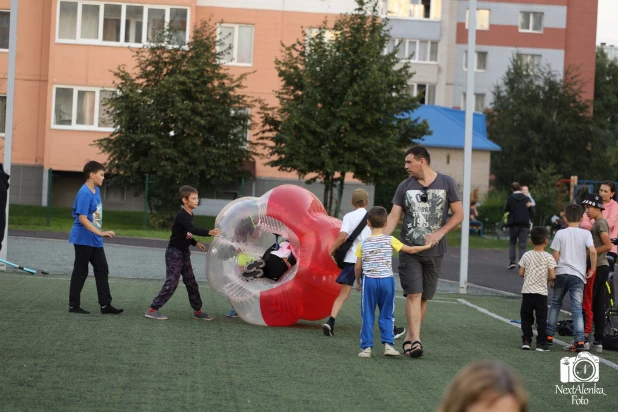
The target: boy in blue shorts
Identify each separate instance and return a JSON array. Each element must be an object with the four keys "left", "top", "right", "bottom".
[
  {"left": 68, "top": 161, "right": 123, "bottom": 315},
  {"left": 355, "top": 206, "right": 433, "bottom": 358}
]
